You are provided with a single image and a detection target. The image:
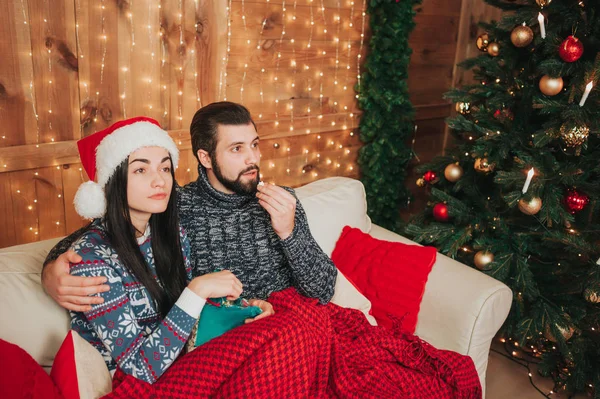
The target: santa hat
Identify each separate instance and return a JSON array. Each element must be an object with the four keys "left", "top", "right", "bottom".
[{"left": 74, "top": 117, "right": 179, "bottom": 219}]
